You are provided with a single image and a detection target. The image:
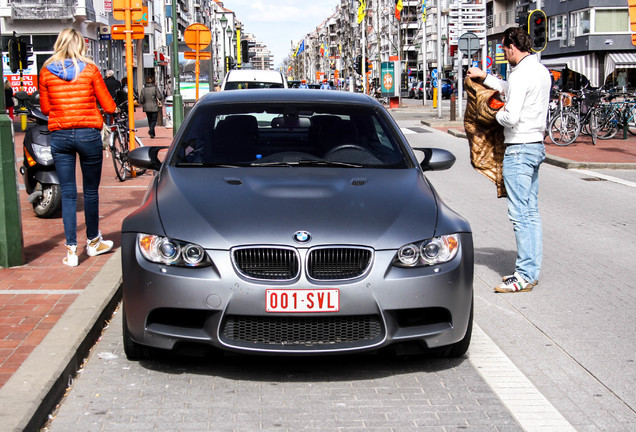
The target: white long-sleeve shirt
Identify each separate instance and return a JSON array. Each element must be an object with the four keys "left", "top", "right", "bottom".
[{"left": 483, "top": 54, "right": 551, "bottom": 144}]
